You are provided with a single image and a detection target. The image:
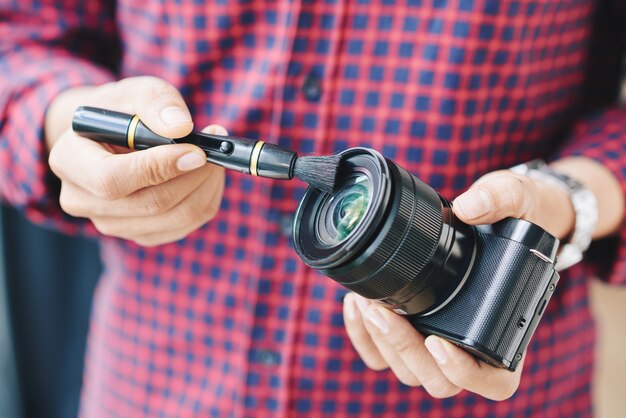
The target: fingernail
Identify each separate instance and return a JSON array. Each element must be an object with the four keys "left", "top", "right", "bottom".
[
  {"left": 177, "top": 152, "right": 205, "bottom": 171},
  {"left": 161, "top": 106, "right": 192, "bottom": 126},
  {"left": 454, "top": 189, "right": 493, "bottom": 220},
  {"left": 205, "top": 124, "right": 228, "bottom": 136},
  {"left": 425, "top": 337, "right": 447, "bottom": 364},
  {"left": 354, "top": 295, "right": 370, "bottom": 314},
  {"left": 345, "top": 293, "right": 356, "bottom": 321},
  {"left": 366, "top": 306, "right": 389, "bottom": 334}
]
